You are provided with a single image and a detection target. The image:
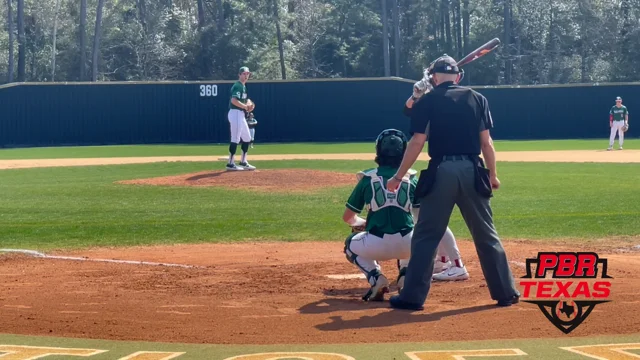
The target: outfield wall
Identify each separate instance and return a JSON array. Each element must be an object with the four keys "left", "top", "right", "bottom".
[{"left": 0, "top": 78, "right": 636, "bottom": 147}]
